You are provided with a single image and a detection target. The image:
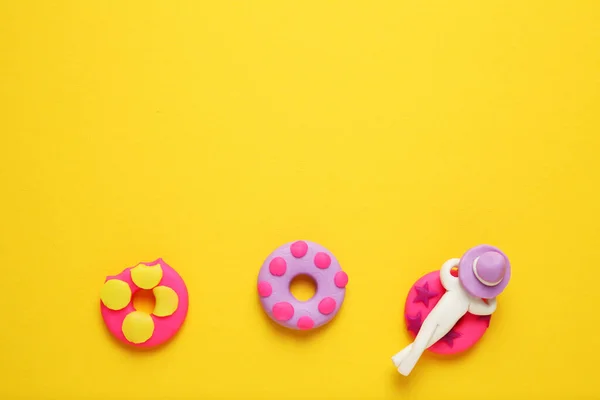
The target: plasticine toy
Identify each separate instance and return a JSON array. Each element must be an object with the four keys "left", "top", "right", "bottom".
[
  {"left": 100, "top": 258, "right": 189, "bottom": 347},
  {"left": 392, "top": 245, "right": 511, "bottom": 376},
  {"left": 257, "top": 240, "right": 348, "bottom": 330}
]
